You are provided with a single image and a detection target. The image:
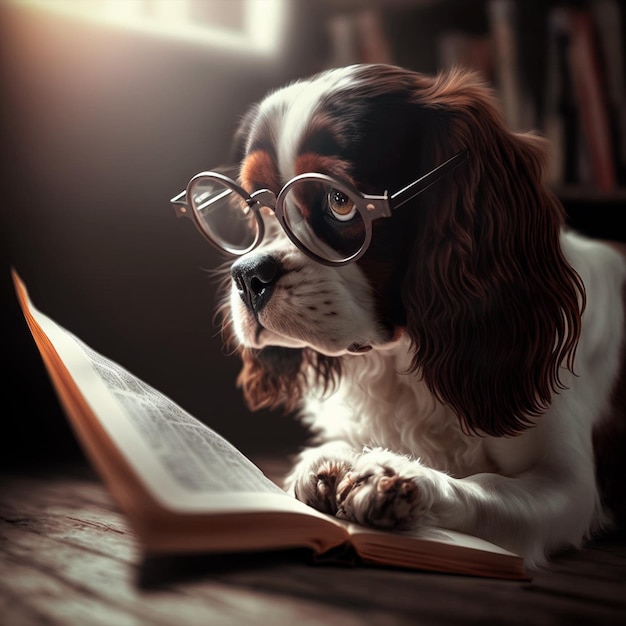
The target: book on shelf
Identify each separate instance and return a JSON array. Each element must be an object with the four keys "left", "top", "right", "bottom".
[
  {"left": 11, "top": 270, "right": 528, "bottom": 581},
  {"left": 544, "top": 5, "right": 617, "bottom": 191},
  {"left": 487, "top": 0, "right": 535, "bottom": 132},
  {"left": 565, "top": 7, "right": 617, "bottom": 191},
  {"left": 326, "top": 8, "right": 392, "bottom": 67},
  {"left": 543, "top": 5, "right": 583, "bottom": 186},
  {"left": 438, "top": 30, "right": 493, "bottom": 82},
  {"left": 590, "top": 0, "right": 626, "bottom": 185}
]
